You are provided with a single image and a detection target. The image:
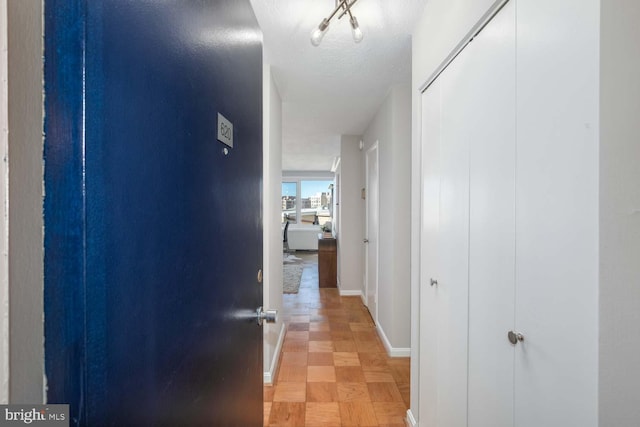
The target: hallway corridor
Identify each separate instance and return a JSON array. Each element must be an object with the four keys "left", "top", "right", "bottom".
[{"left": 264, "top": 254, "right": 410, "bottom": 426}]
